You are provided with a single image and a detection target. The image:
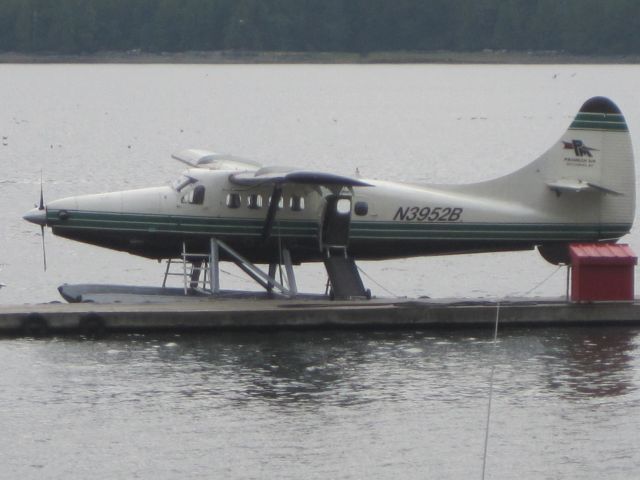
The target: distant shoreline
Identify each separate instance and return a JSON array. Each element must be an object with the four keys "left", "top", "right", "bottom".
[{"left": 1, "top": 50, "right": 640, "bottom": 65}]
